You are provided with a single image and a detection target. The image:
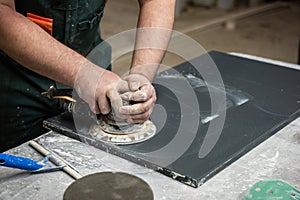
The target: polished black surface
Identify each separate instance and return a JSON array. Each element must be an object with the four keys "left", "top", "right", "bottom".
[{"left": 44, "top": 51, "right": 300, "bottom": 187}]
